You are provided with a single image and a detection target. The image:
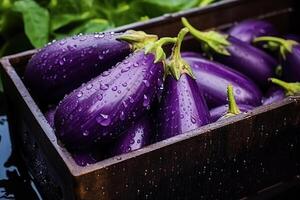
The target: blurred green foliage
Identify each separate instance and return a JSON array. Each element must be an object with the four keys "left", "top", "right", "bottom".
[{"left": 0, "top": 0, "right": 217, "bottom": 56}]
